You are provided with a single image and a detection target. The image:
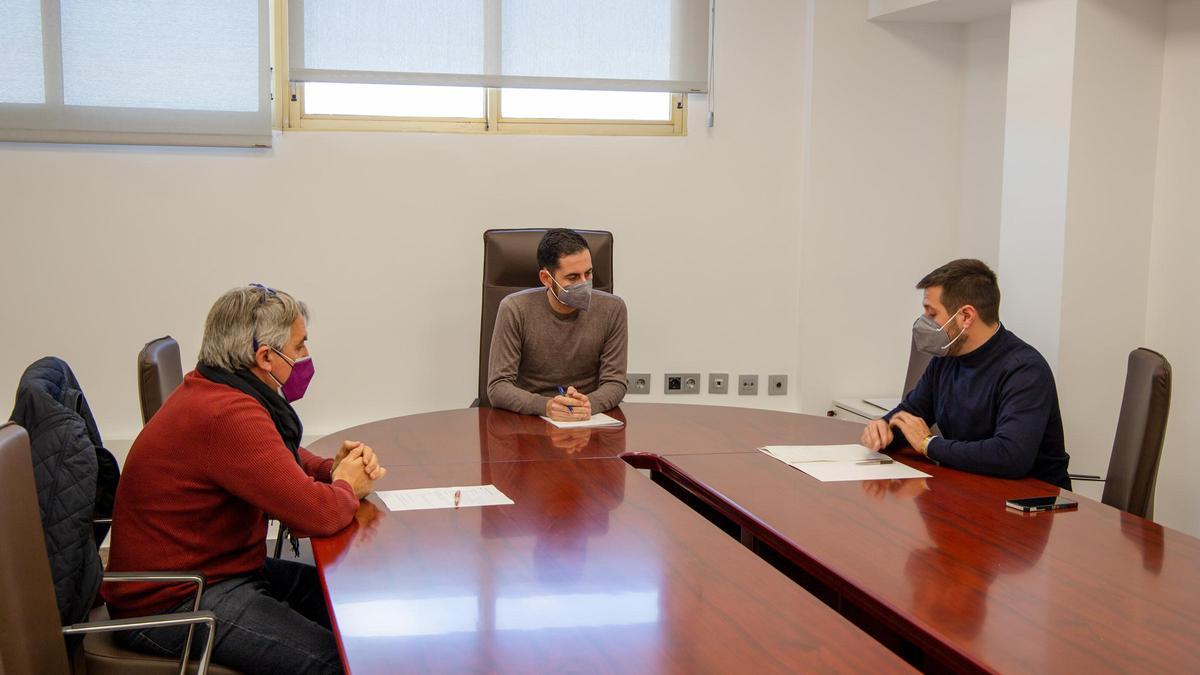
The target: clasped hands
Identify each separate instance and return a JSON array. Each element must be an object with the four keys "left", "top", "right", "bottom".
[
  {"left": 860, "top": 412, "right": 933, "bottom": 456},
  {"left": 545, "top": 386, "right": 592, "bottom": 422},
  {"left": 331, "top": 440, "right": 387, "bottom": 500}
]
